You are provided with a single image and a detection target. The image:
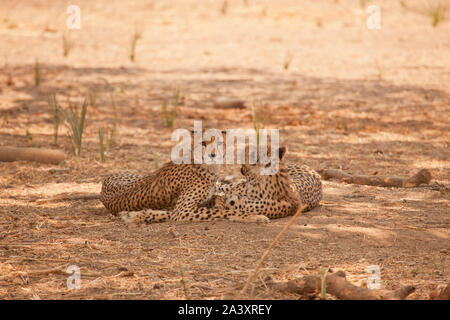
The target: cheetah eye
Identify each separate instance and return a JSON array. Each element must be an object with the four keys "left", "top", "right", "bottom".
[{"left": 264, "top": 162, "right": 271, "bottom": 168}]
